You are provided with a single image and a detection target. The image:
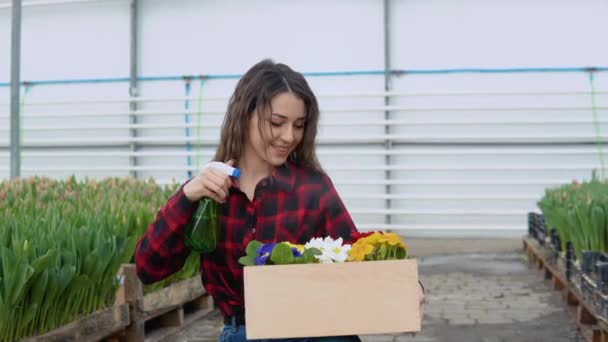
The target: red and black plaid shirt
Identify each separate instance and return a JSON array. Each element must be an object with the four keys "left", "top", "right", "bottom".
[{"left": 135, "top": 163, "right": 358, "bottom": 317}]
